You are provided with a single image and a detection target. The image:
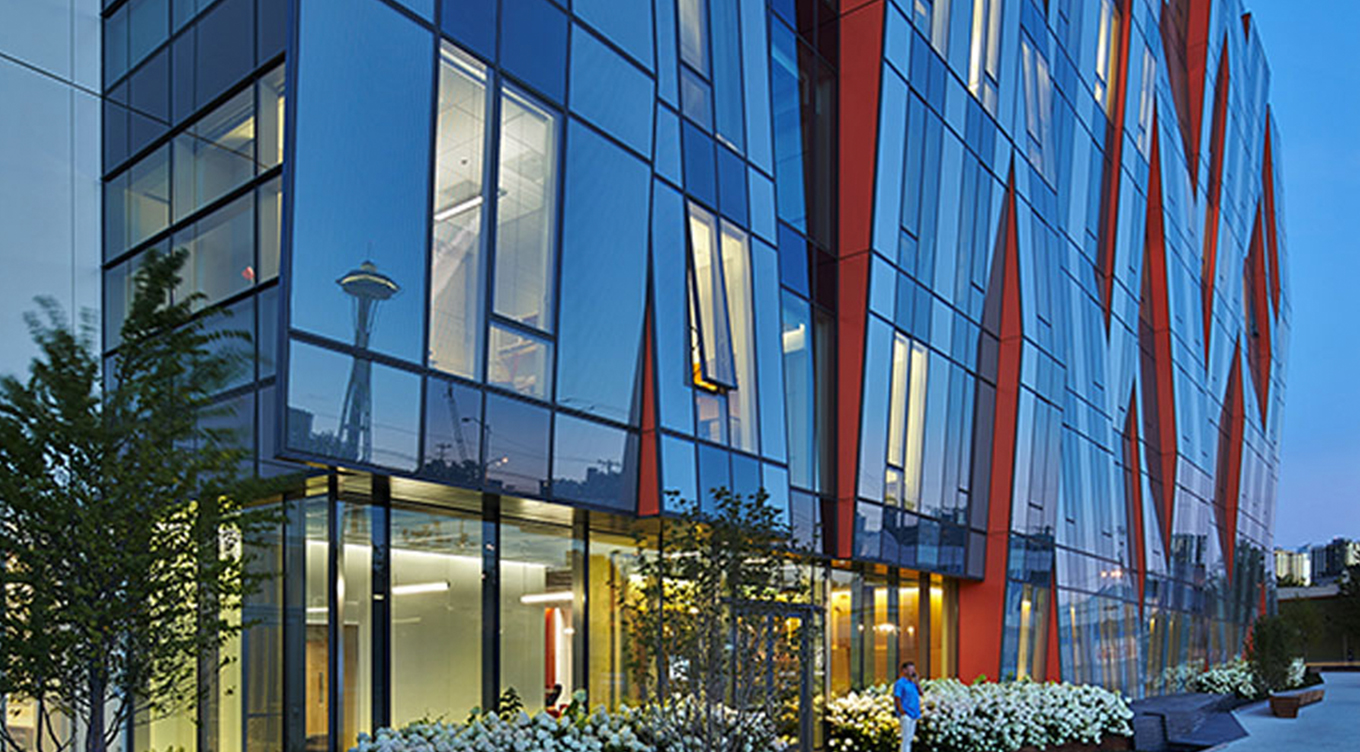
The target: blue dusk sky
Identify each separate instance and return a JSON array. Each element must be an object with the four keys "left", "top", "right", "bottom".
[{"left": 1248, "top": 1, "right": 1360, "bottom": 549}]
